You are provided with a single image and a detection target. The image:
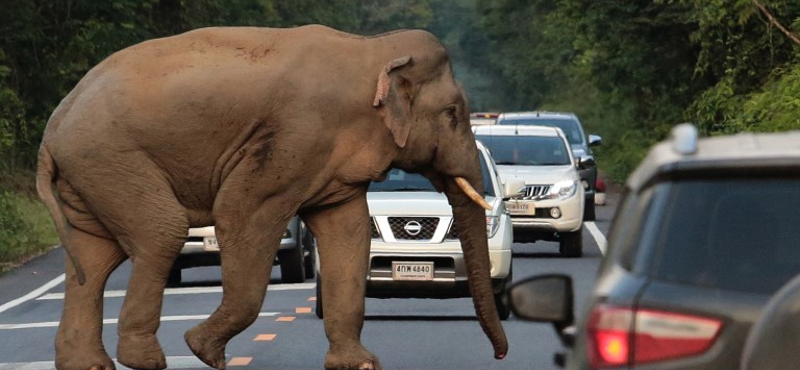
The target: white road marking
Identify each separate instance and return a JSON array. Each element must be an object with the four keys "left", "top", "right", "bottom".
[
  {"left": 36, "top": 282, "right": 315, "bottom": 300},
  {"left": 0, "top": 312, "right": 279, "bottom": 330},
  {"left": 0, "top": 274, "right": 65, "bottom": 314},
  {"left": 585, "top": 221, "right": 608, "bottom": 255},
  {"left": 0, "top": 356, "right": 206, "bottom": 370}
]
